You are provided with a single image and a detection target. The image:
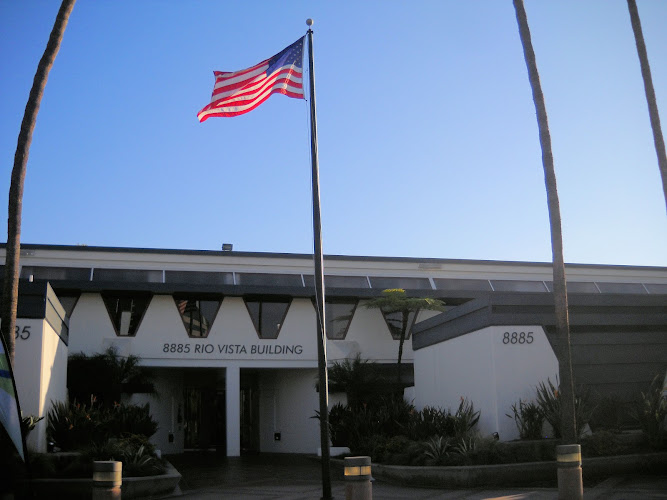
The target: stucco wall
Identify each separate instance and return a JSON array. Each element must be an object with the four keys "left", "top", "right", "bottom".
[{"left": 414, "top": 325, "right": 558, "bottom": 441}]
